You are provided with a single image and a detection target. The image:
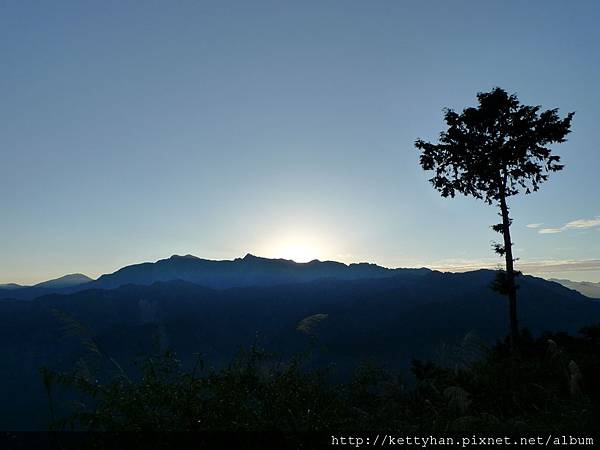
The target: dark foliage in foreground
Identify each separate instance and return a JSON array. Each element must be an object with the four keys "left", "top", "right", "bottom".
[{"left": 42, "top": 325, "right": 600, "bottom": 433}]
